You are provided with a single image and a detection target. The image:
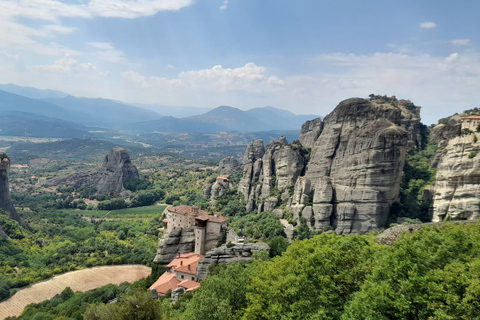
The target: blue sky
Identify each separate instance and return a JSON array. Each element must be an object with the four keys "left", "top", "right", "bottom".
[{"left": 0, "top": 0, "right": 479, "bottom": 123}]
